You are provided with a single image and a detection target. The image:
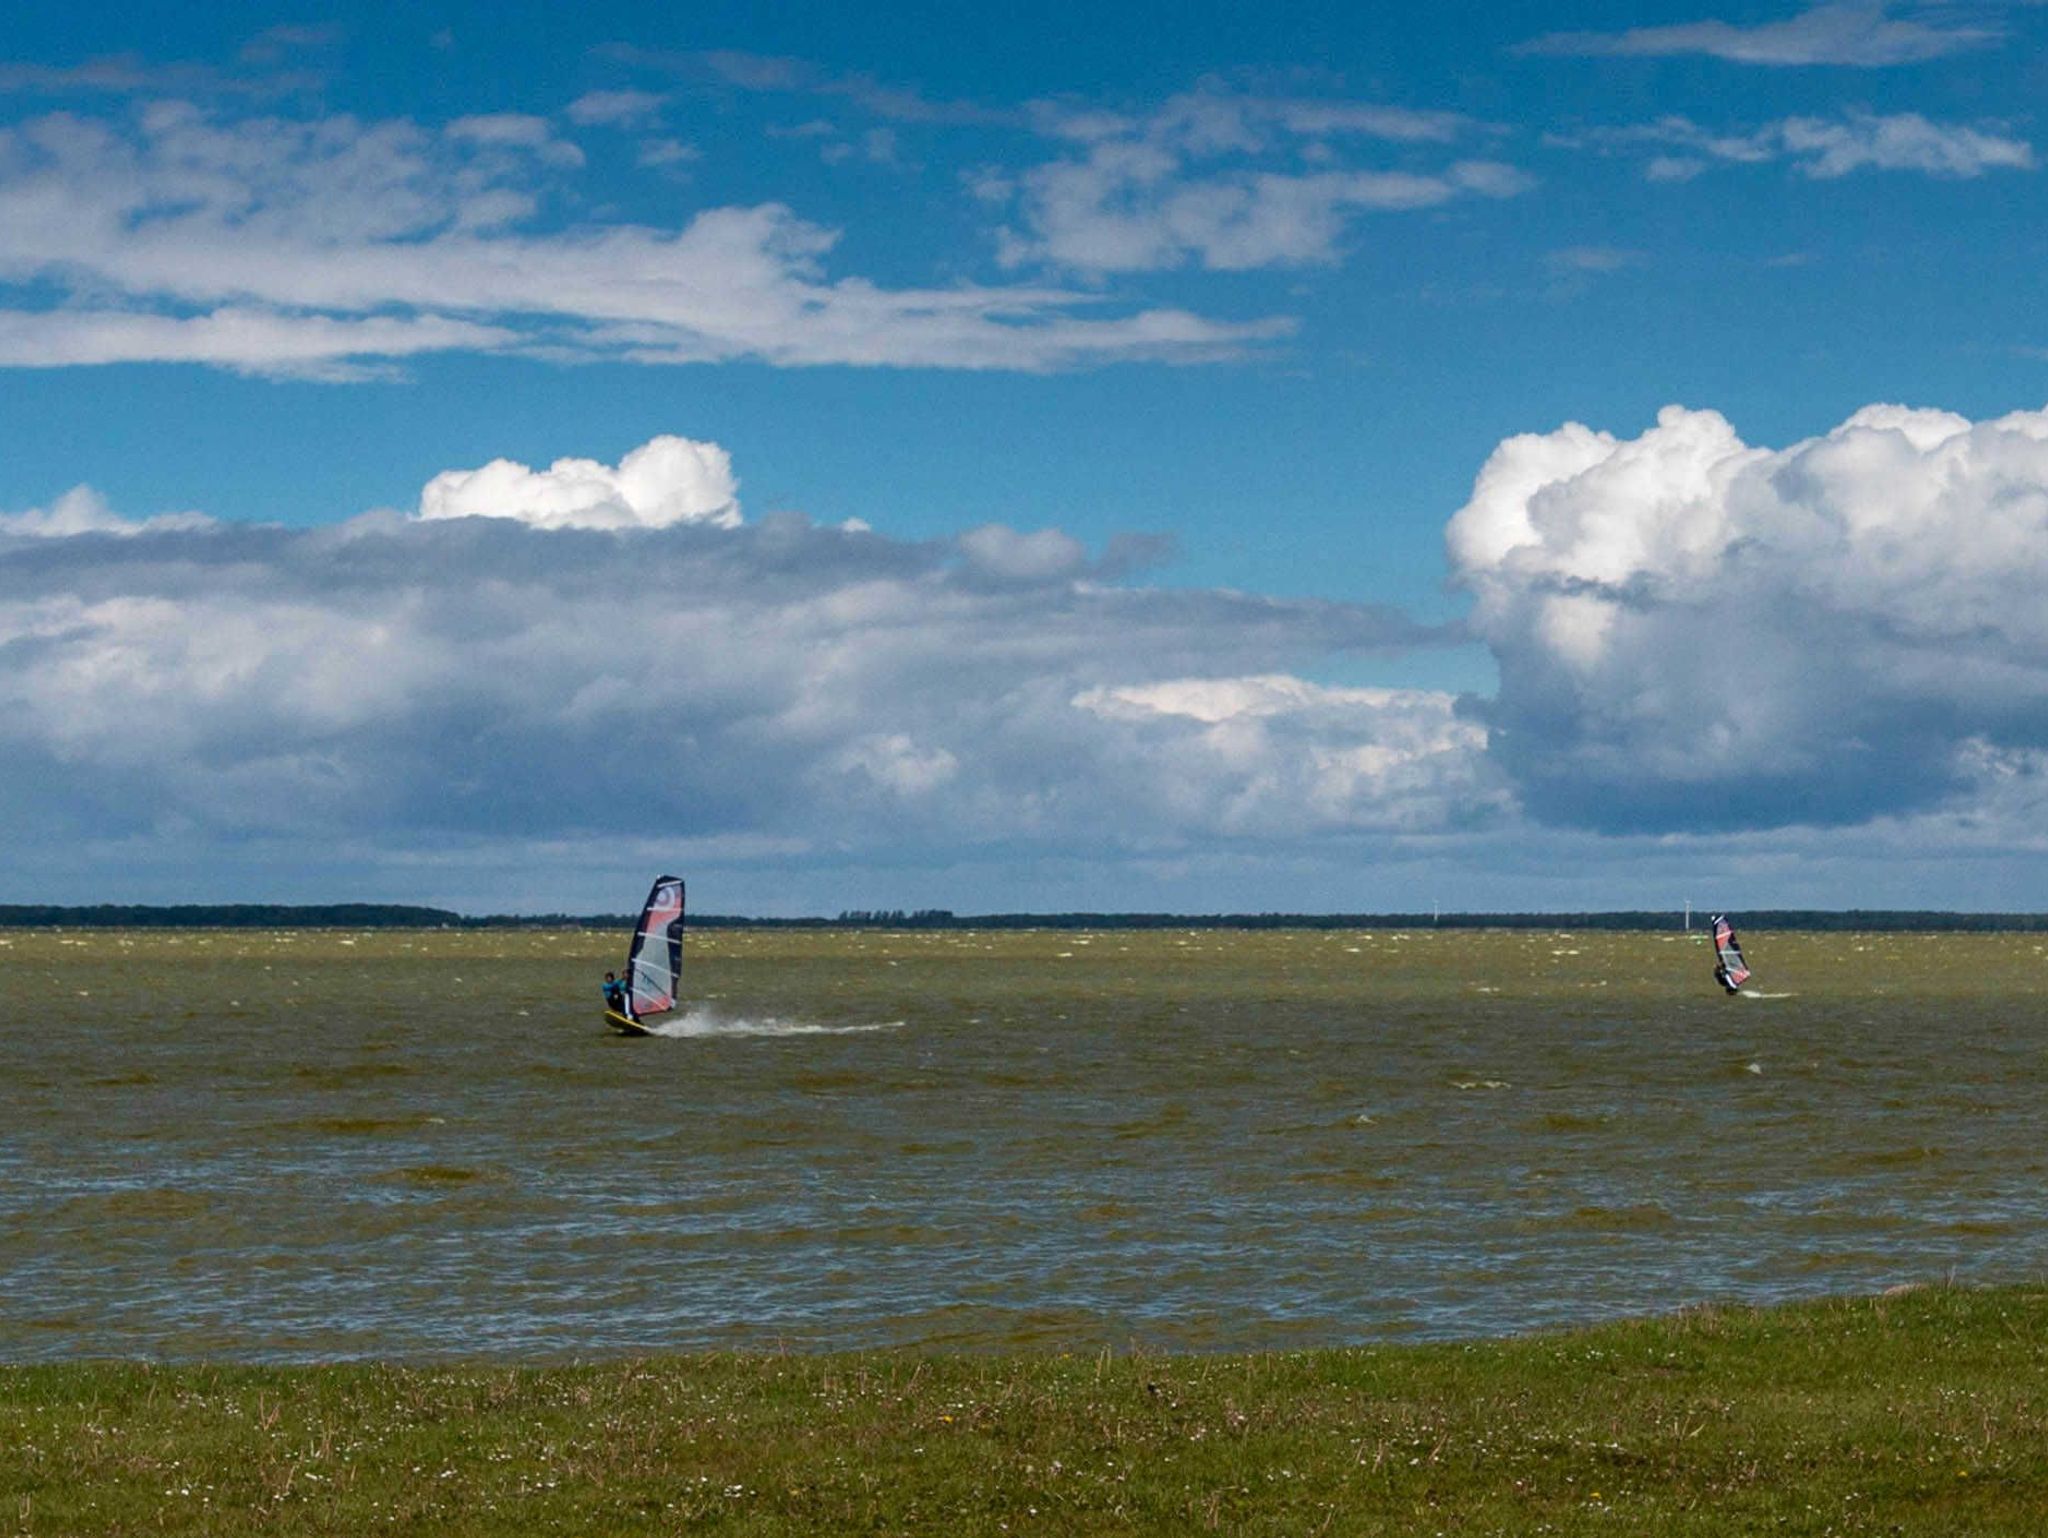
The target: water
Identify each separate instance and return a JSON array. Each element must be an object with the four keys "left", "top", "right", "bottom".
[{"left": 3, "top": 926, "right": 2046, "bottom": 1360}]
